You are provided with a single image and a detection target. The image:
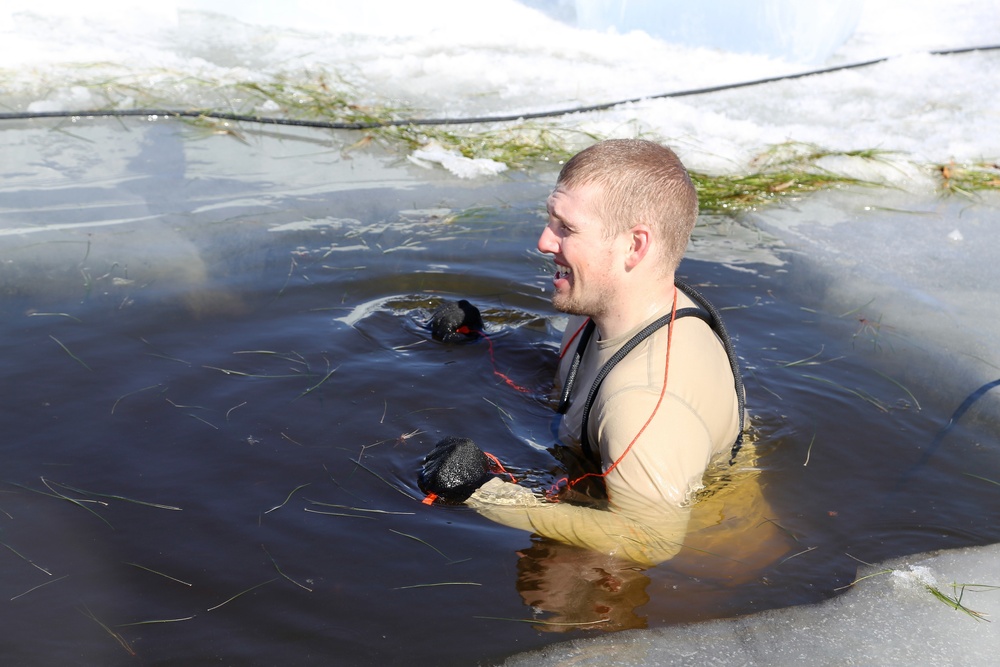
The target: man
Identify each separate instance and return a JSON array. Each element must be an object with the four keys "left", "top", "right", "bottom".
[
  {"left": 457, "top": 139, "right": 781, "bottom": 567},
  {"left": 538, "top": 138, "right": 742, "bottom": 507}
]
